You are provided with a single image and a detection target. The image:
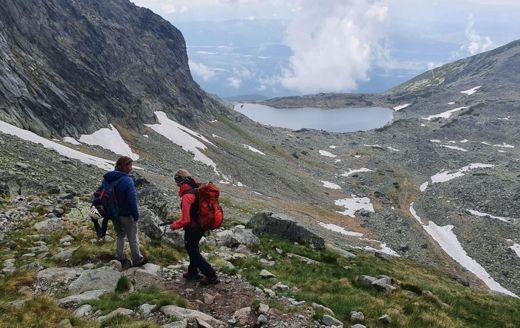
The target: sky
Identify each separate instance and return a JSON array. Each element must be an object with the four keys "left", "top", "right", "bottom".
[{"left": 131, "top": 0, "right": 520, "bottom": 98}]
